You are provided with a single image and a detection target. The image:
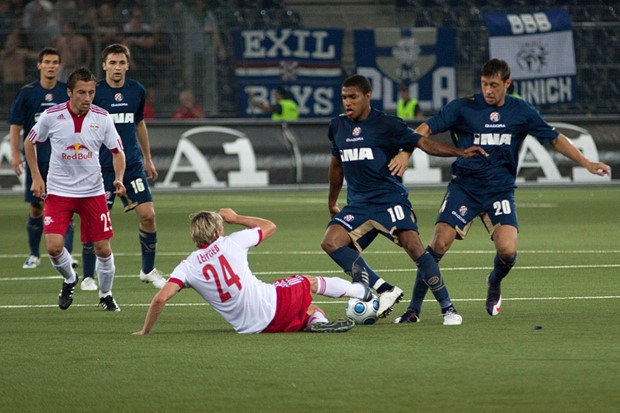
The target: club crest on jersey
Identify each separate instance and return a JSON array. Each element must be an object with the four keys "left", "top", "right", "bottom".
[
  {"left": 489, "top": 112, "right": 500, "bottom": 122},
  {"left": 459, "top": 205, "right": 468, "bottom": 216},
  {"left": 45, "top": 93, "right": 53, "bottom": 102},
  {"left": 343, "top": 214, "right": 354, "bottom": 222},
  {"left": 44, "top": 216, "right": 54, "bottom": 226},
  {"left": 114, "top": 93, "right": 123, "bottom": 102},
  {"left": 89, "top": 123, "right": 100, "bottom": 130},
  {"left": 352, "top": 126, "right": 361, "bottom": 136}
]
